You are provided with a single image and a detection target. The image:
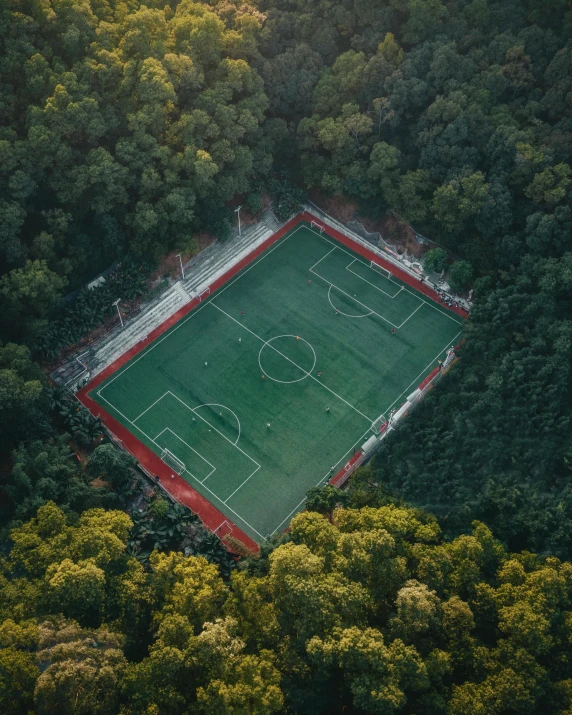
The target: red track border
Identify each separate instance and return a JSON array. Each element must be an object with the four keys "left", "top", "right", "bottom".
[{"left": 77, "top": 212, "right": 467, "bottom": 552}]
